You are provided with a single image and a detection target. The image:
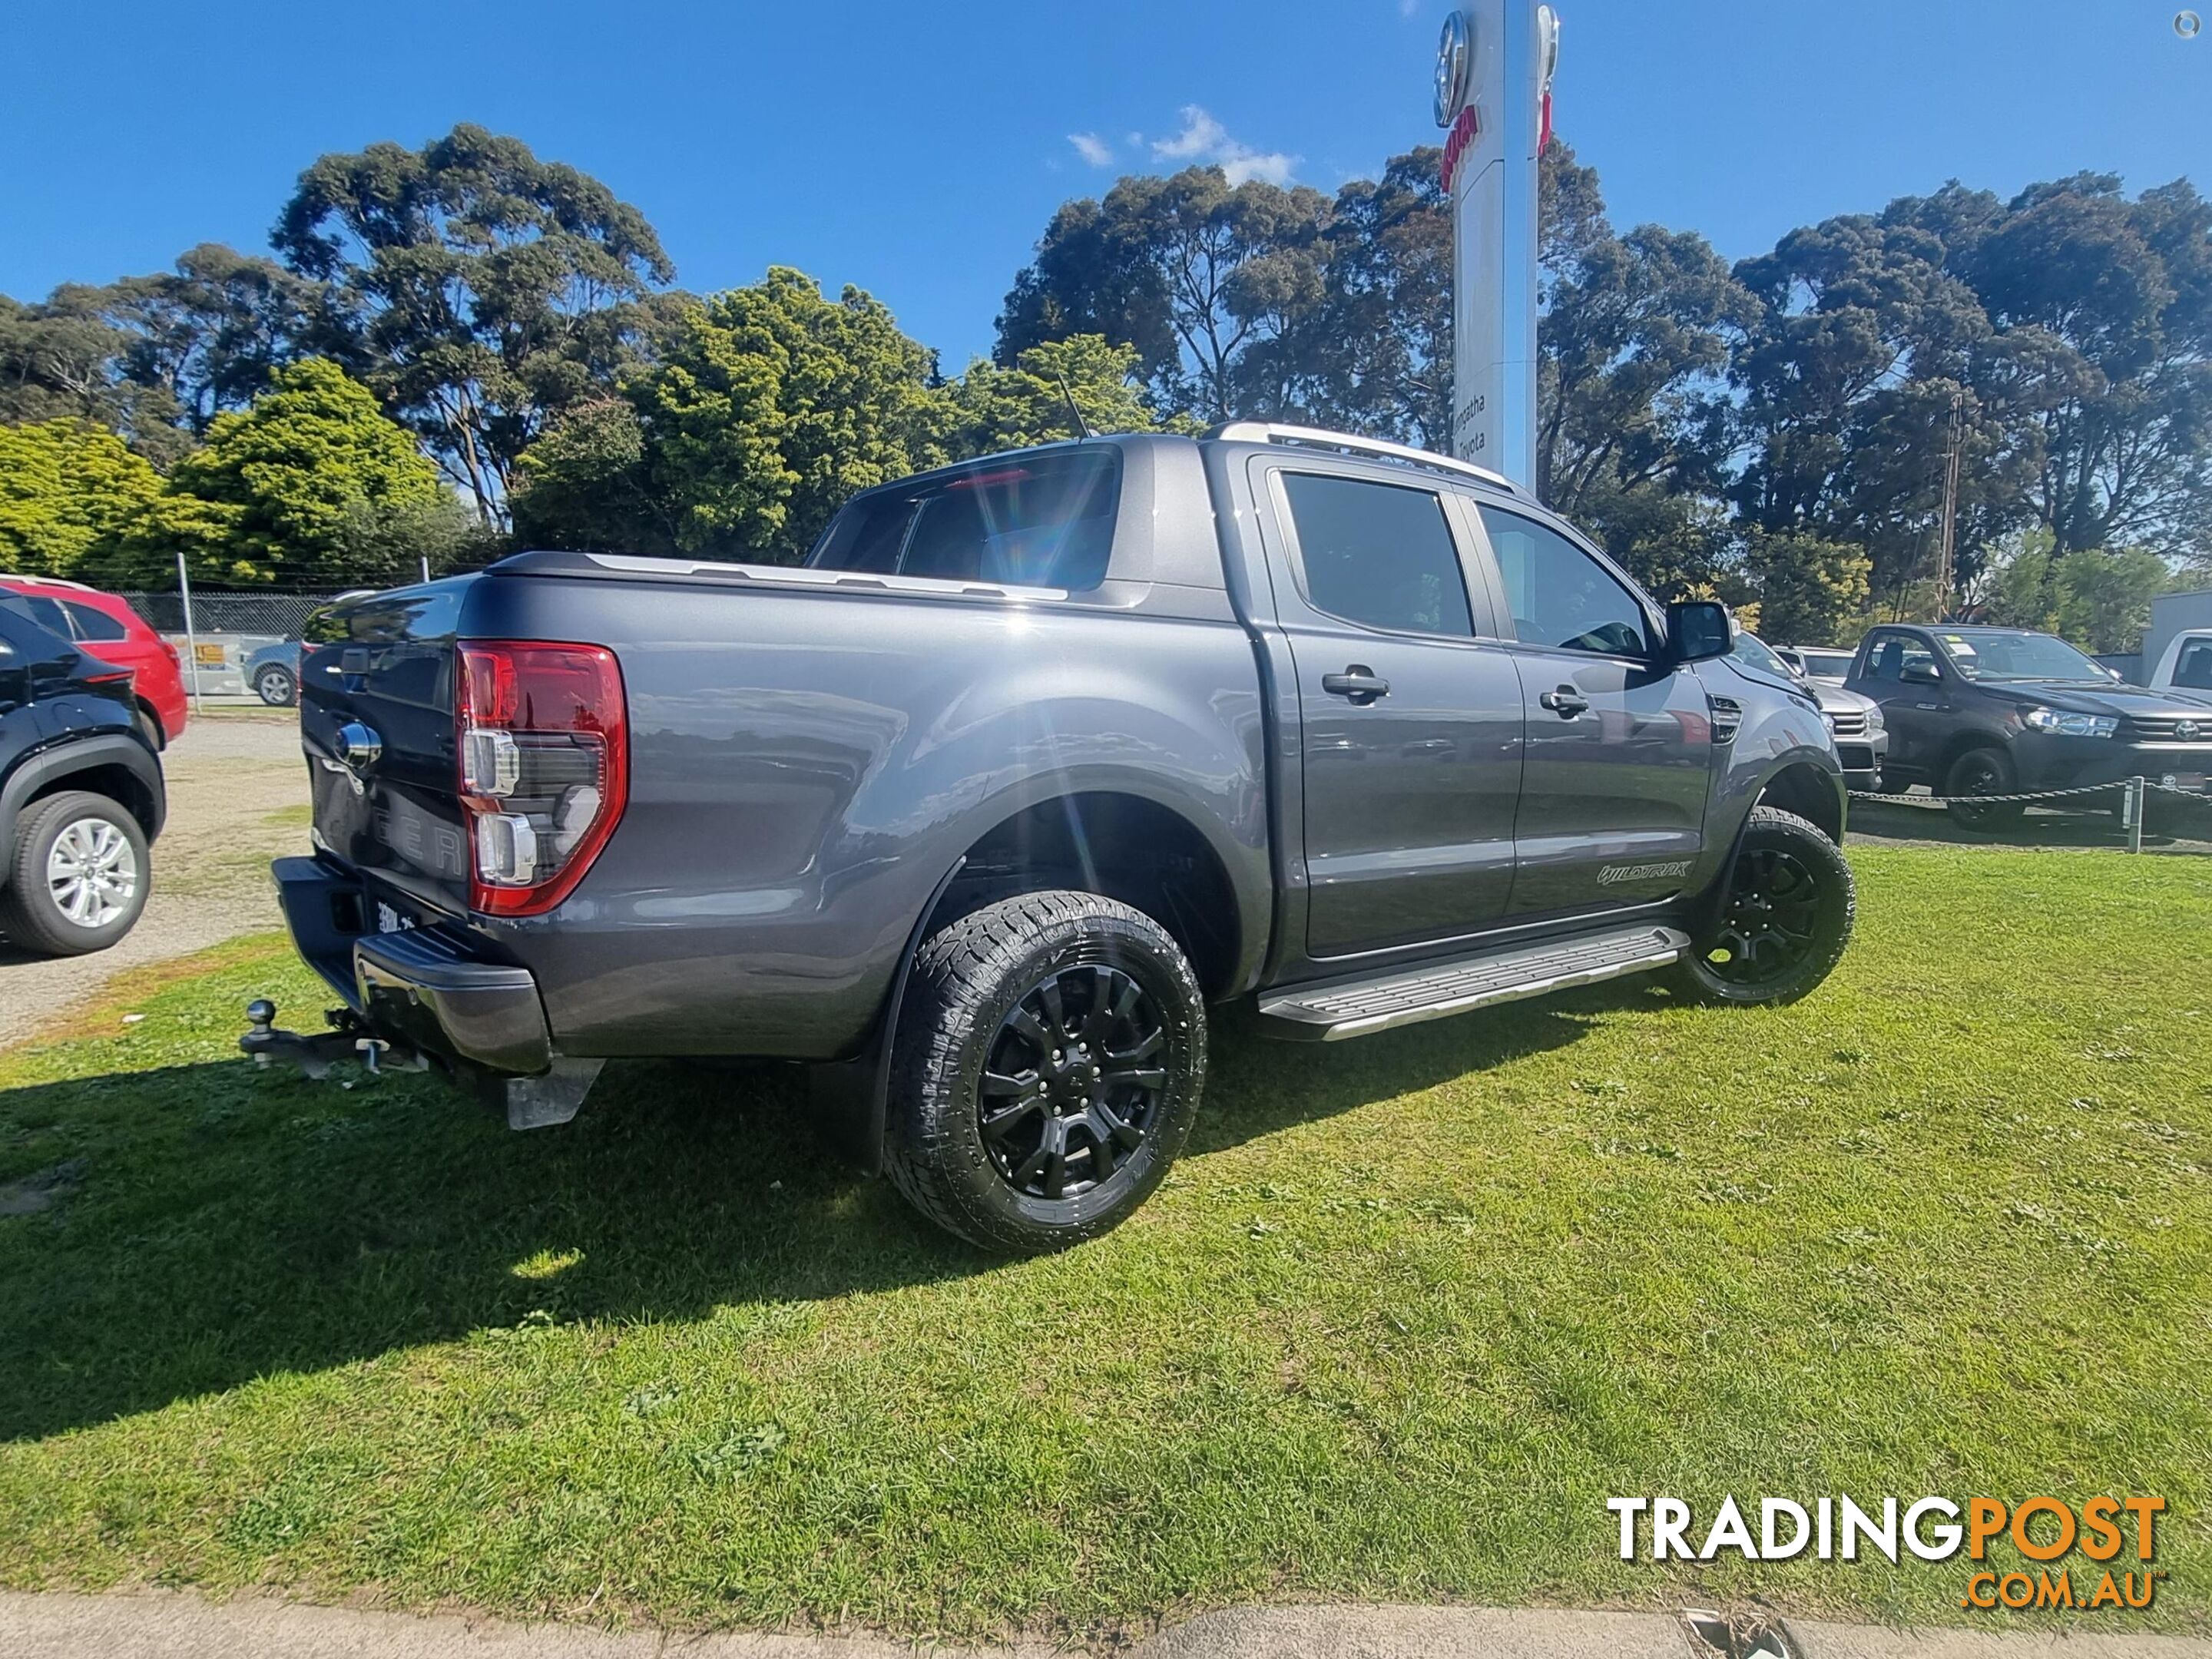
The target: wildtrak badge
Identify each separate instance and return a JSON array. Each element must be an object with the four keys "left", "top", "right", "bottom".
[{"left": 1598, "top": 859, "right": 1694, "bottom": 886}]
